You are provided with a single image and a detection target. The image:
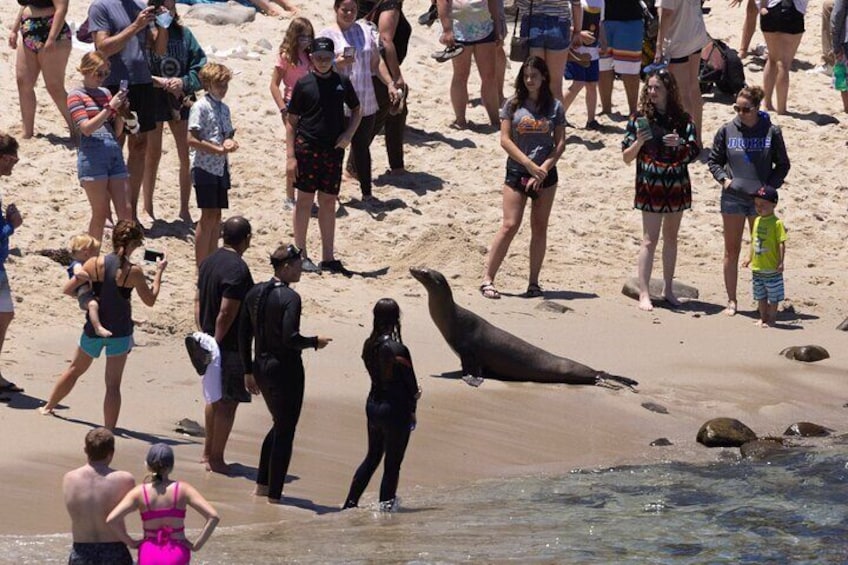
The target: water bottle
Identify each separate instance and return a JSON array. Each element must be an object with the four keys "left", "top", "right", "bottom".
[{"left": 834, "top": 61, "right": 848, "bottom": 92}]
